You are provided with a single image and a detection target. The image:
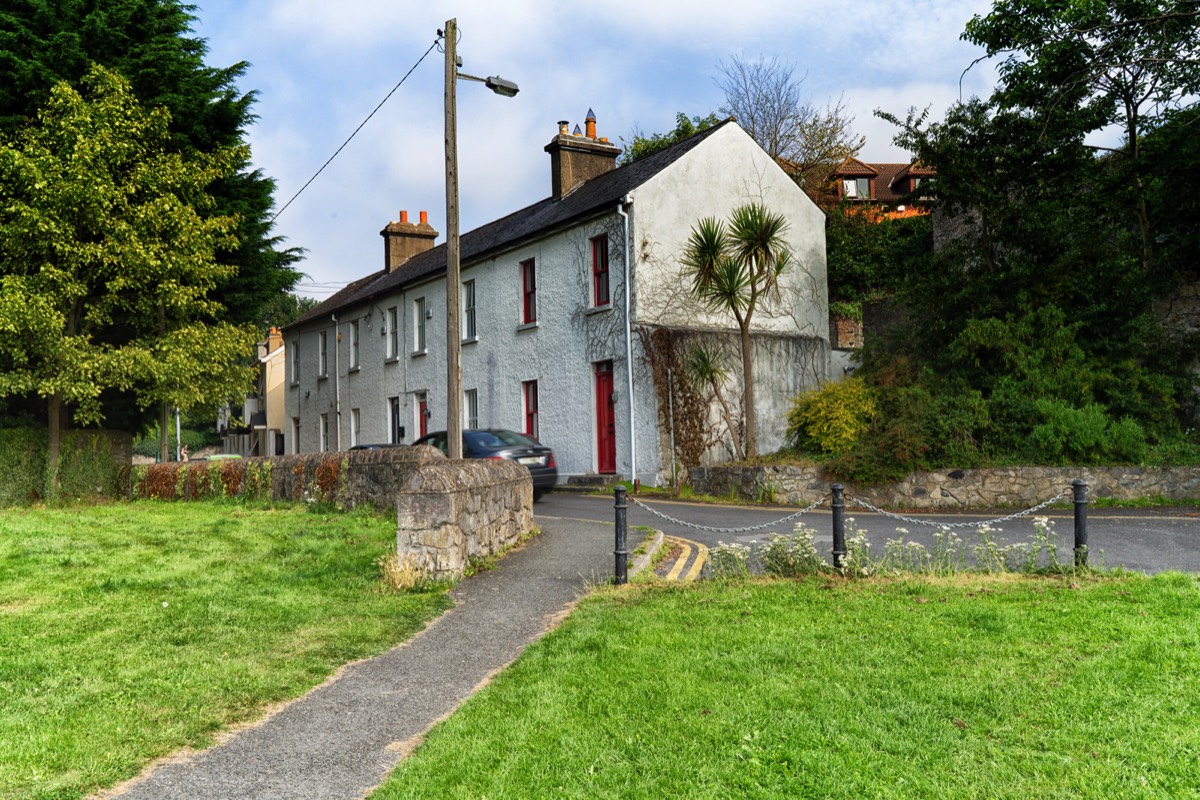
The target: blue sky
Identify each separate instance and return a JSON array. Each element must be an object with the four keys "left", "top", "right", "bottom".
[{"left": 192, "top": 0, "right": 998, "bottom": 299}]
